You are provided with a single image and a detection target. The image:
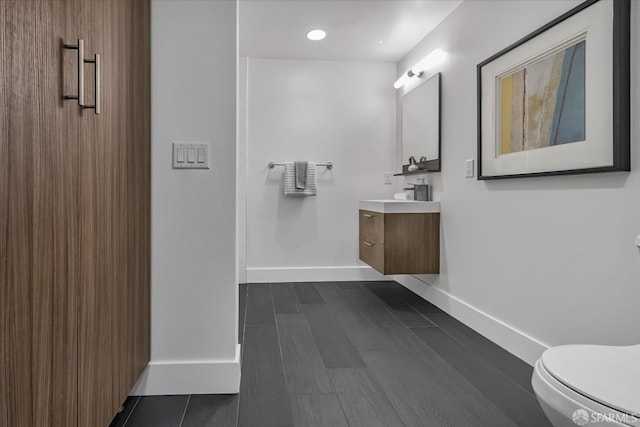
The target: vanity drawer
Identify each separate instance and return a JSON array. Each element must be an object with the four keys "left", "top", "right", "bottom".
[
  {"left": 359, "top": 238, "right": 384, "bottom": 274},
  {"left": 359, "top": 210, "right": 384, "bottom": 243}
]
